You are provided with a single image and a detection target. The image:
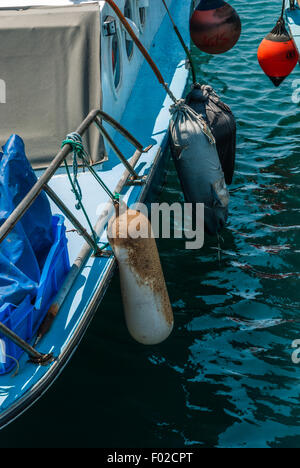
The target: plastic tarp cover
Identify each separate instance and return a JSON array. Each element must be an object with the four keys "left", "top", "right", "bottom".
[
  {"left": 0, "top": 3, "right": 105, "bottom": 169},
  {"left": 0, "top": 135, "right": 53, "bottom": 308}
]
